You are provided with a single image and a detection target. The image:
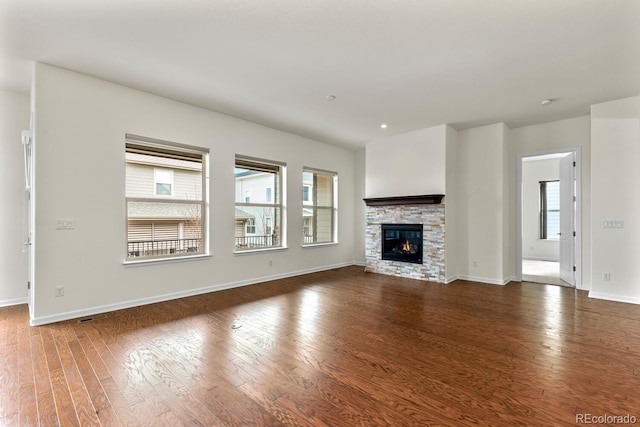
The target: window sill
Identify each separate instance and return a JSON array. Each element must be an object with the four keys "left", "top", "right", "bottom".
[
  {"left": 302, "top": 242, "right": 338, "bottom": 248},
  {"left": 234, "top": 246, "right": 288, "bottom": 255},
  {"left": 123, "top": 253, "right": 211, "bottom": 267}
]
